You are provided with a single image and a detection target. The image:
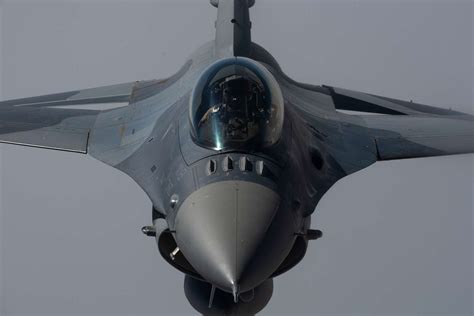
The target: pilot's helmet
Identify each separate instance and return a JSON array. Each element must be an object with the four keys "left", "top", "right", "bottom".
[{"left": 190, "top": 57, "right": 284, "bottom": 150}]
